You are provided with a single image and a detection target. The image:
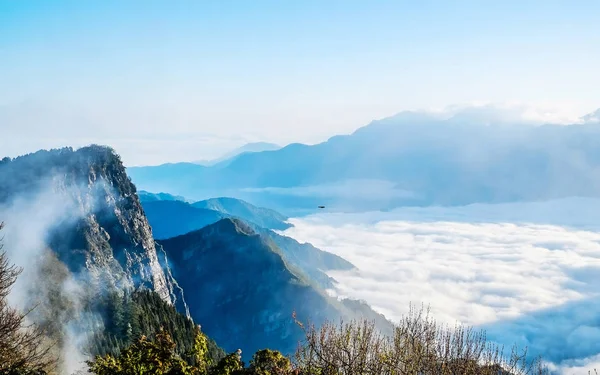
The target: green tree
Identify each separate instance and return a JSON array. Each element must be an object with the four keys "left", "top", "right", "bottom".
[
  {"left": 248, "top": 349, "right": 292, "bottom": 375},
  {"left": 188, "top": 326, "right": 211, "bottom": 371},
  {"left": 86, "top": 329, "right": 193, "bottom": 375},
  {"left": 208, "top": 352, "right": 243, "bottom": 375},
  {"left": 89, "top": 289, "right": 224, "bottom": 364}
]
